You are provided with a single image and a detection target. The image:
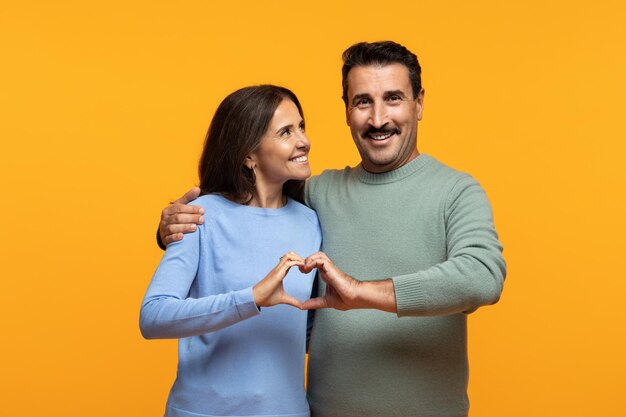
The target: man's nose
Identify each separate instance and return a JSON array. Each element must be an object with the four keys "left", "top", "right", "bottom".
[{"left": 368, "top": 101, "right": 388, "bottom": 128}]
